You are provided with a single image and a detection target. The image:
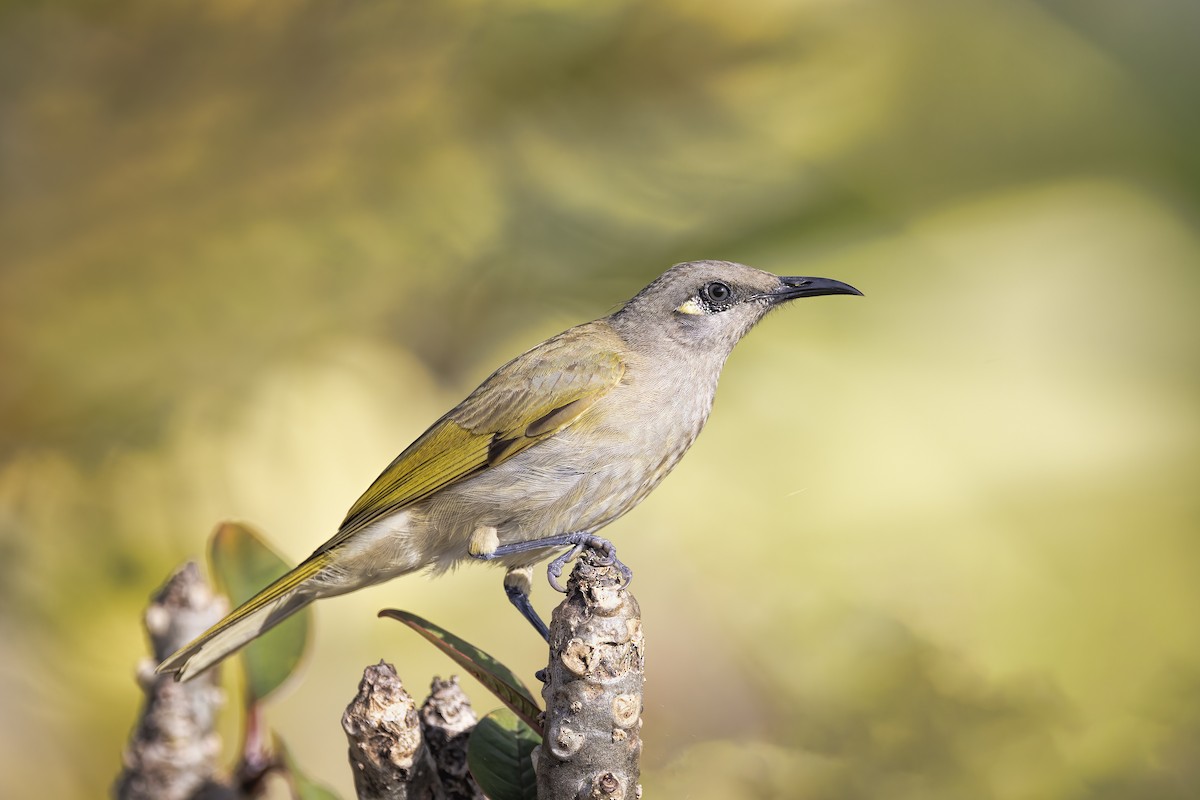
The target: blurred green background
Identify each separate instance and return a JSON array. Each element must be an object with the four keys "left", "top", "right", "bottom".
[{"left": 2, "top": 1, "right": 1198, "bottom": 797}]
